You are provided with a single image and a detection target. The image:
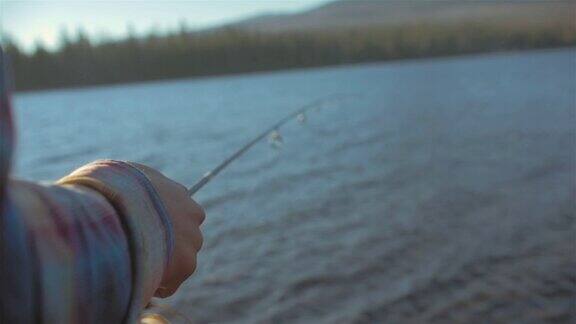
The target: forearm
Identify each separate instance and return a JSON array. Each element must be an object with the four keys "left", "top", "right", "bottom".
[
  {"left": 2, "top": 160, "right": 174, "bottom": 323},
  {"left": 4, "top": 179, "right": 133, "bottom": 323},
  {"left": 58, "top": 160, "right": 174, "bottom": 308}
]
